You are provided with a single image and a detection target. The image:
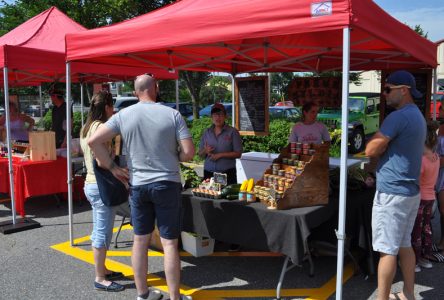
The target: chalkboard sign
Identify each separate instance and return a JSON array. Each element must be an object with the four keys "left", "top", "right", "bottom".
[{"left": 235, "top": 77, "right": 269, "bottom": 136}]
